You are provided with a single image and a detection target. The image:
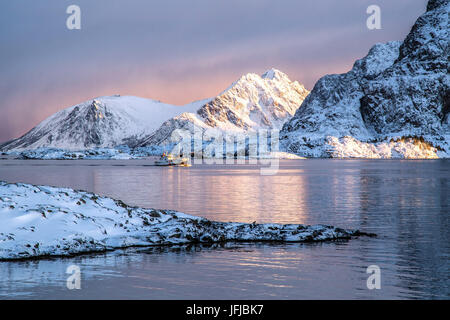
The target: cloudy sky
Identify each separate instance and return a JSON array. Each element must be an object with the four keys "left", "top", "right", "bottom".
[{"left": 0, "top": 0, "right": 428, "bottom": 143}]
